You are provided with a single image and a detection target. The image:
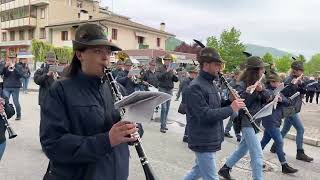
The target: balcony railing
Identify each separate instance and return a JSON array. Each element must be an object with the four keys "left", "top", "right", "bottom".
[
  {"left": 1, "top": 17, "right": 36, "bottom": 30},
  {"left": 139, "top": 44, "right": 149, "bottom": 49},
  {"left": 30, "top": 0, "right": 49, "bottom": 6}
]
